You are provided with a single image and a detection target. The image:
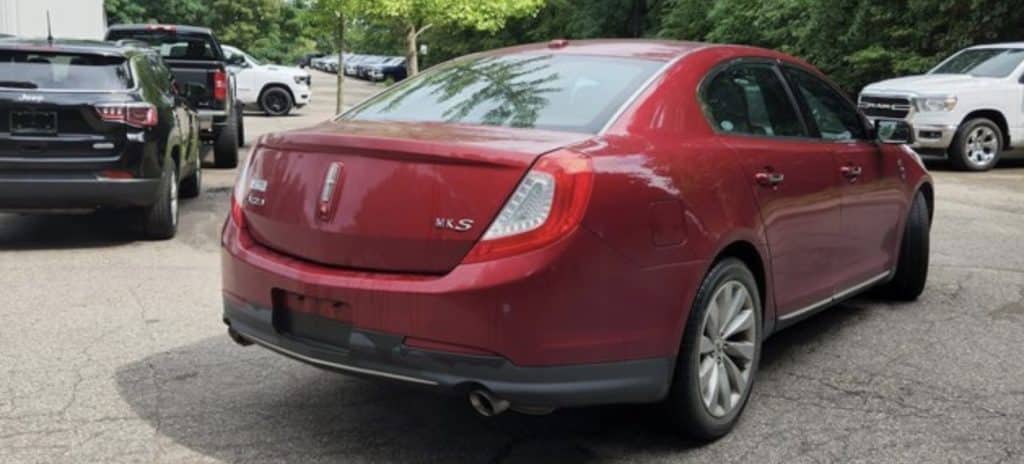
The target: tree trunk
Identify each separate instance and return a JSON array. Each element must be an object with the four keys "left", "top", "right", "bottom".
[
  {"left": 335, "top": 17, "right": 345, "bottom": 113},
  {"left": 628, "top": 0, "right": 647, "bottom": 38},
  {"left": 405, "top": 25, "right": 420, "bottom": 76}
]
